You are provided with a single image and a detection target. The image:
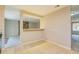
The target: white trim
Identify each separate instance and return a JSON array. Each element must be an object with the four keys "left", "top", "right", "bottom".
[{"left": 46, "top": 40, "right": 71, "bottom": 50}]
